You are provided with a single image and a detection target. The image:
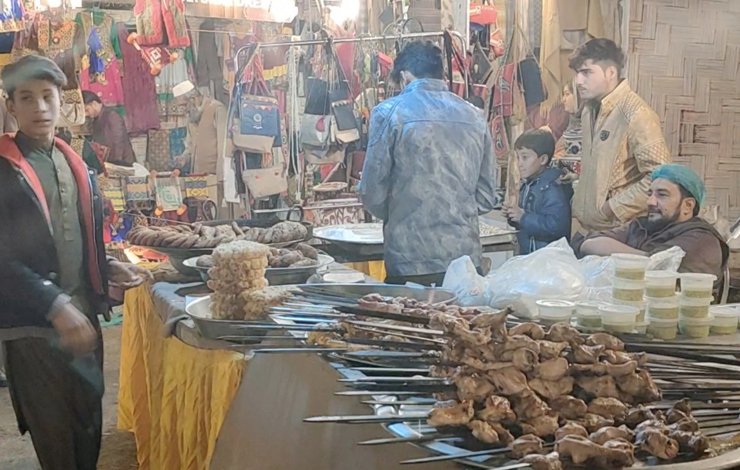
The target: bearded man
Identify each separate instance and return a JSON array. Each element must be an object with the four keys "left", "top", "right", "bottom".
[{"left": 573, "top": 164, "right": 728, "bottom": 282}]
